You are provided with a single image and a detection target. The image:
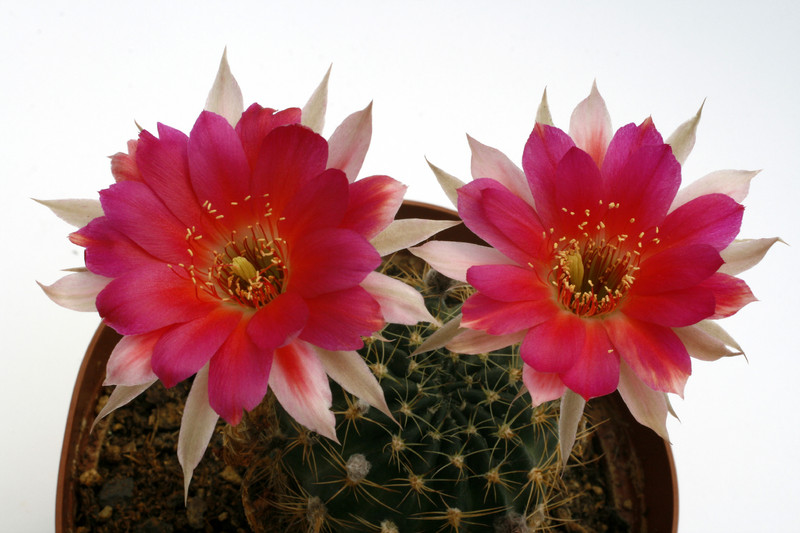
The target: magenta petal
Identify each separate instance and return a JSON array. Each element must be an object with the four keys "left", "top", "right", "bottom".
[
  {"left": 300, "top": 286, "right": 383, "bottom": 350},
  {"left": 699, "top": 273, "right": 757, "bottom": 318},
  {"left": 235, "top": 104, "right": 302, "bottom": 170},
  {"left": 522, "top": 365, "right": 566, "bottom": 407},
  {"left": 458, "top": 178, "right": 546, "bottom": 266},
  {"left": 340, "top": 175, "right": 406, "bottom": 239},
  {"left": 541, "top": 147, "right": 605, "bottom": 233},
  {"left": 622, "top": 287, "right": 716, "bottom": 327},
  {"left": 96, "top": 264, "right": 217, "bottom": 335},
  {"left": 151, "top": 307, "right": 243, "bottom": 388},
  {"left": 279, "top": 168, "right": 348, "bottom": 241},
  {"left": 633, "top": 244, "right": 723, "bottom": 294},
  {"left": 659, "top": 193, "right": 744, "bottom": 252},
  {"left": 251, "top": 124, "right": 328, "bottom": 218},
  {"left": 604, "top": 317, "right": 691, "bottom": 395},
  {"left": 603, "top": 144, "right": 681, "bottom": 232},
  {"left": 560, "top": 320, "right": 619, "bottom": 399},
  {"left": 188, "top": 111, "right": 253, "bottom": 227},
  {"left": 601, "top": 119, "right": 664, "bottom": 181},
  {"left": 246, "top": 292, "right": 309, "bottom": 351},
  {"left": 105, "top": 330, "right": 161, "bottom": 386},
  {"left": 522, "top": 123, "right": 575, "bottom": 207},
  {"left": 137, "top": 124, "right": 212, "bottom": 235},
  {"left": 520, "top": 312, "right": 585, "bottom": 374},
  {"left": 99, "top": 181, "right": 191, "bottom": 265},
  {"left": 467, "top": 264, "right": 551, "bottom": 302},
  {"left": 208, "top": 319, "right": 272, "bottom": 425},
  {"left": 462, "top": 292, "right": 558, "bottom": 335},
  {"left": 288, "top": 228, "right": 380, "bottom": 298},
  {"left": 71, "top": 217, "right": 155, "bottom": 277},
  {"left": 111, "top": 140, "right": 143, "bottom": 182}
]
